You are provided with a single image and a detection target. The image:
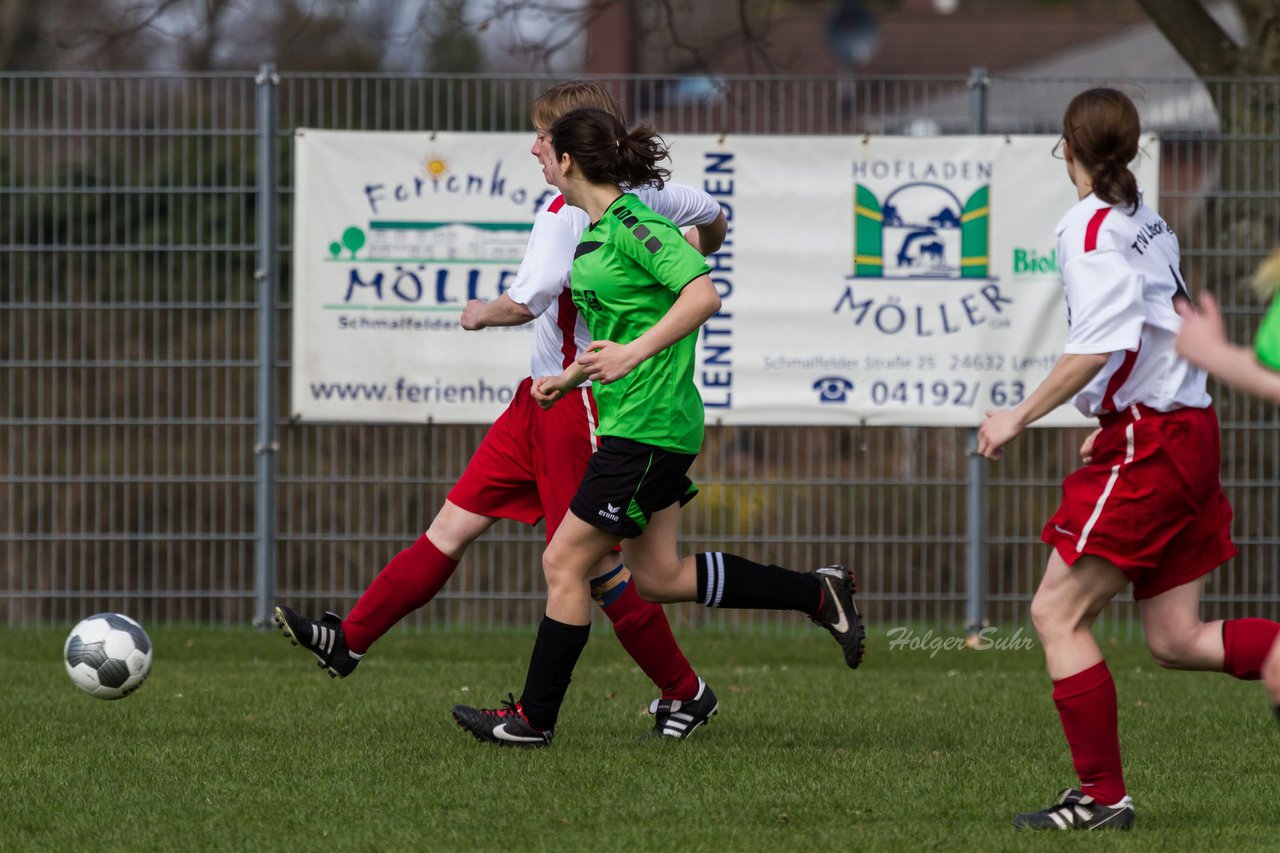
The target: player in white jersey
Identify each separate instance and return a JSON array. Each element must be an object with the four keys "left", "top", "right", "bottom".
[
  {"left": 274, "top": 81, "right": 730, "bottom": 740},
  {"left": 1174, "top": 252, "right": 1280, "bottom": 727},
  {"left": 978, "top": 88, "right": 1279, "bottom": 831}
]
